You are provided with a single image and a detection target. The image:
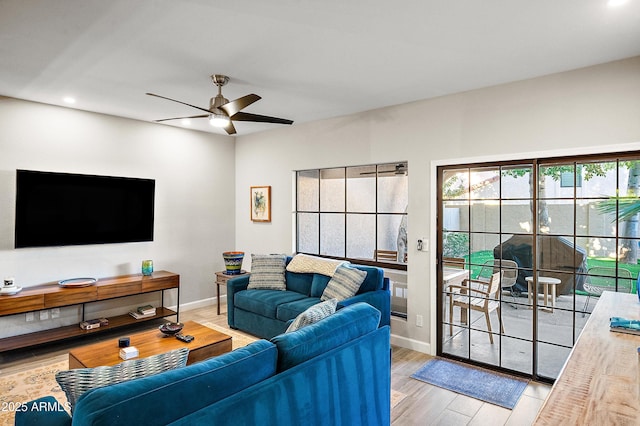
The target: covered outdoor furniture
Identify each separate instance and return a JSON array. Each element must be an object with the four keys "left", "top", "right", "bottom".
[{"left": 449, "top": 271, "right": 504, "bottom": 344}]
